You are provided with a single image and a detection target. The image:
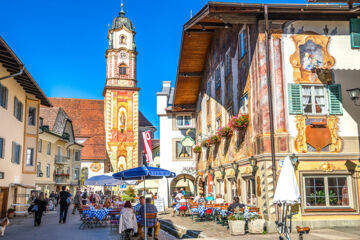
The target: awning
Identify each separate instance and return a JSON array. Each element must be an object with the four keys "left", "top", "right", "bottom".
[{"left": 10, "top": 183, "right": 36, "bottom": 189}]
